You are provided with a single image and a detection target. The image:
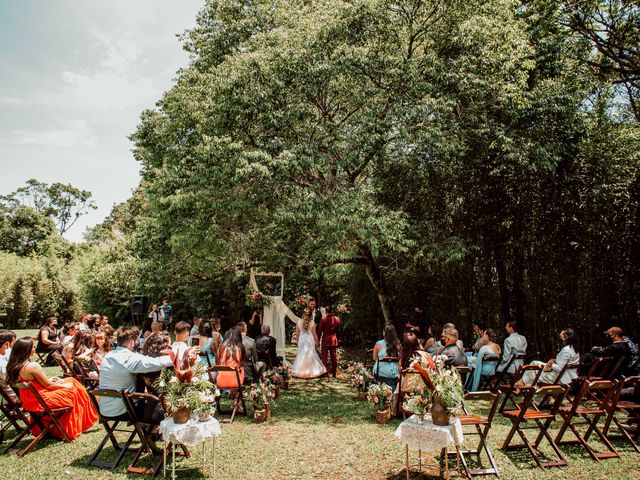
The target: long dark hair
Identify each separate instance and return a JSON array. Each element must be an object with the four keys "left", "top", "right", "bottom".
[
  {"left": 200, "top": 320, "right": 213, "bottom": 338},
  {"left": 218, "top": 326, "right": 246, "bottom": 363},
  {"left": 41, "top": 316, "right": 56, "bottom": 330},
  {"left": 562, "top": 328, "right": 578, "bottom": 351},
  {"left": 400, "top": 331, "right": 421, "bottom": 368},
  {"left": 6, "top": 337, "right": 34, "bottom": 386},
  {"left": 383, "top": 325, "right": 401, "bottom": 359}
]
